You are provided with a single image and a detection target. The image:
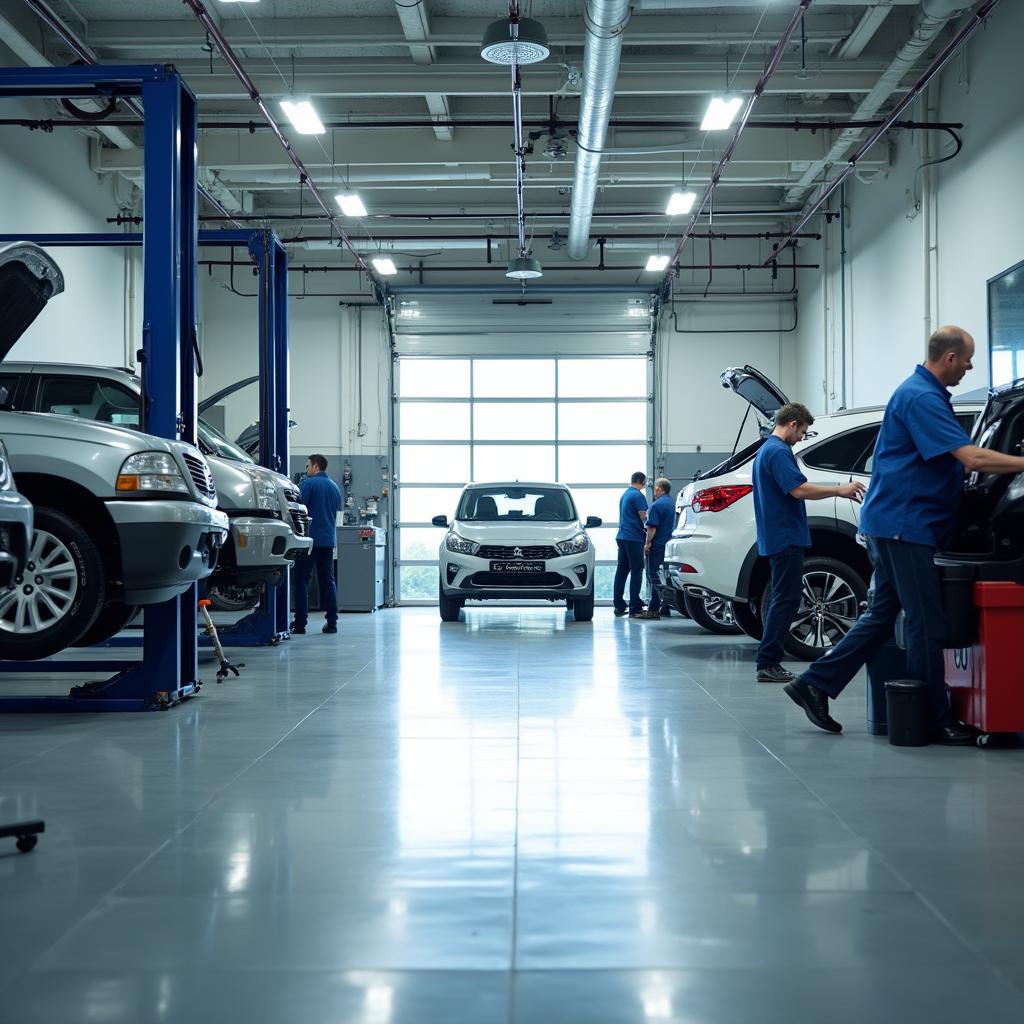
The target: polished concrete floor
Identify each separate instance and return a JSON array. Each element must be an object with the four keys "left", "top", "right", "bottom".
[{"left": 1, "top": 606, "right": 1023, "bottom": 1023}]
